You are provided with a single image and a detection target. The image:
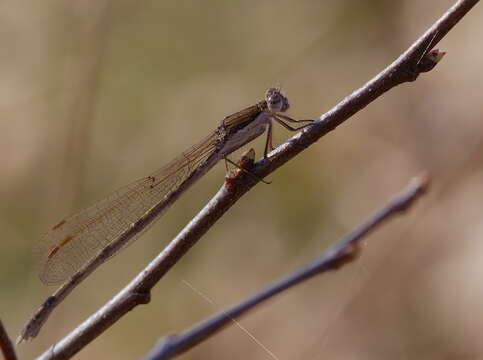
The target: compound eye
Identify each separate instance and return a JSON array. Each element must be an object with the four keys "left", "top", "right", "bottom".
[
  {"left": 265, "top": 87, "right": 278, "bottom": 98},
  {"left": 267, "top": 93, "right": 283, "bottom": 113},
  {"left": 265, "top": 87, "right": 289, "bottom": 113}
]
